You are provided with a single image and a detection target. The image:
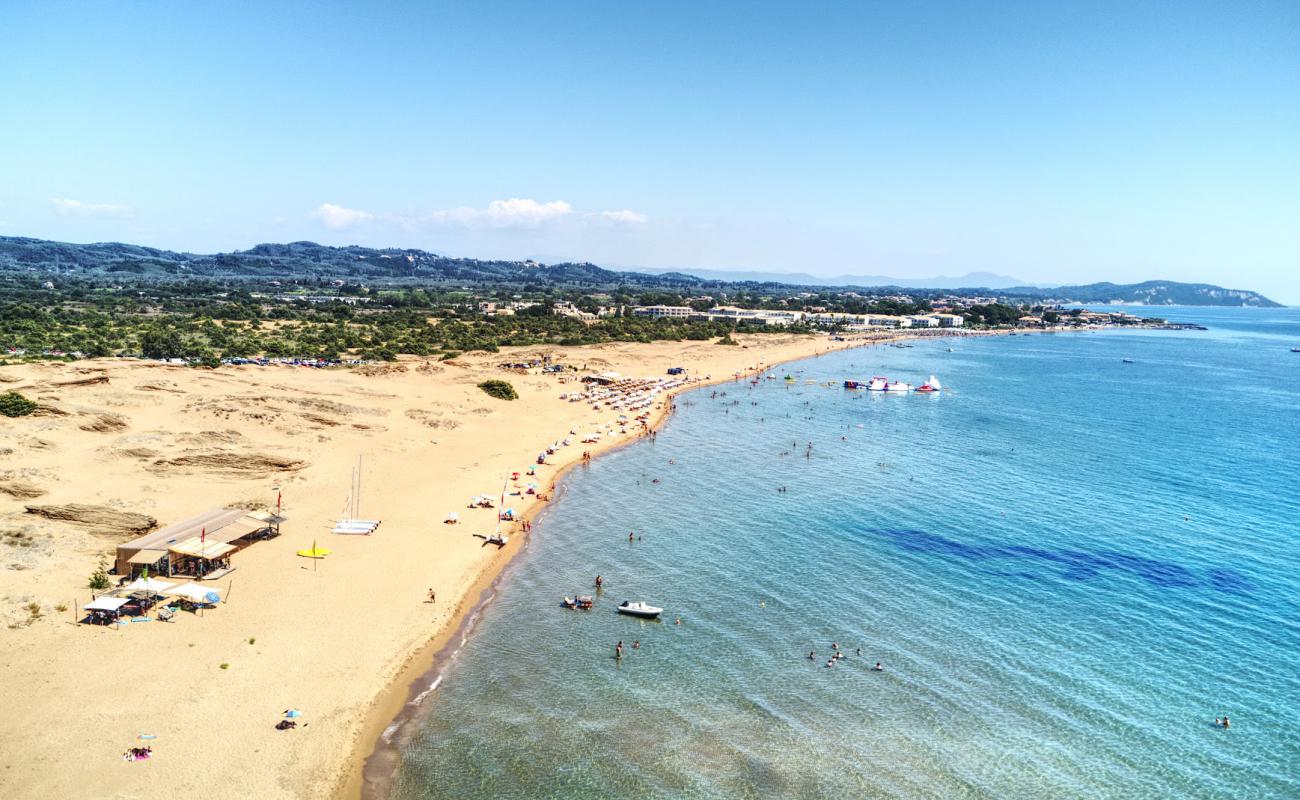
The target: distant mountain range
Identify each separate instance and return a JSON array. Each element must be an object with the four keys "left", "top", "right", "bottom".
[
  {"left": 0, "top": 236, "right": 1281, "bottom": 307},
  {"left": 630, "top": 266, "right": 1029, "bottom": 290}
]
